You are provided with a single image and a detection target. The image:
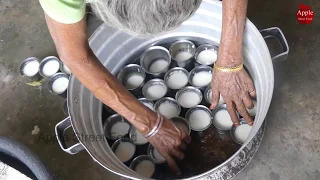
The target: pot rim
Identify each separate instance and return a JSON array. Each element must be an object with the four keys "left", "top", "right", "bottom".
[{"left": 65, "top": 1, "right": 277, "bottom": 179}]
